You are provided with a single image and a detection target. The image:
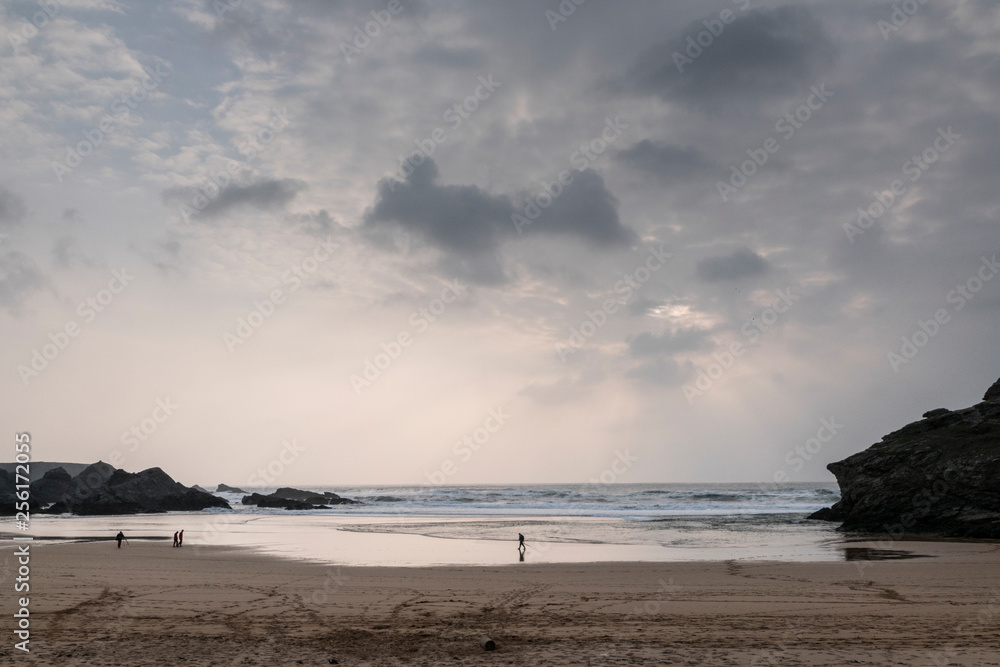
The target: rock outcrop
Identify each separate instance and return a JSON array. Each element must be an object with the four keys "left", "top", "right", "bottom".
[
  {"left": 809, "top": 377, "right": 1000, "bottom": 538},
  {"left": 217, "top": 483, "right": 247, "bottom": 493},
  {"left": 69, "top": 461, "right": 117, "bottom": 497},
  {"left": 0, "top": 469, "right": 41, "bottom": 515},
  {"left": 242, "top": 487, "right": 359, "bottom": 510},
  {"left": 29, "top": 466, "right": 74, "bottom": 504},
  {"left": 39, "top": 463, "right": 229, "bottom": 515}
]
